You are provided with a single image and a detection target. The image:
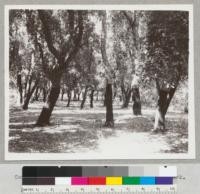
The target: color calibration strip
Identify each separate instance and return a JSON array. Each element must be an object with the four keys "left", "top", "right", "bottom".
[
  {"left": 22, "top": 166, "right": 177, "bottom": 186},
  {"left": 23, "top": 176, "right": 174, "bottom": 185}
]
